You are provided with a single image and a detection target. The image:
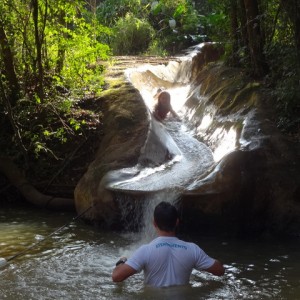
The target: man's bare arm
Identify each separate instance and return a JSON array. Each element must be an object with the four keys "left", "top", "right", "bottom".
[
  {"left": 205, "top": 260, "right": 225, "bottom": 276},
  {"left": 112, "top": 263, "right": 137, "bottom": 282},
  {"left": 170, "top": 108, "right": 181, "bottom": 121}
]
